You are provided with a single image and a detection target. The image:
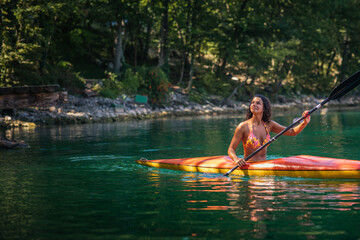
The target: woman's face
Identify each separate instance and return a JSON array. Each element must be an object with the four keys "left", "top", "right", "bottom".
[{"left": 250, "top": 97, "right": 264, "bottom": 114}]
